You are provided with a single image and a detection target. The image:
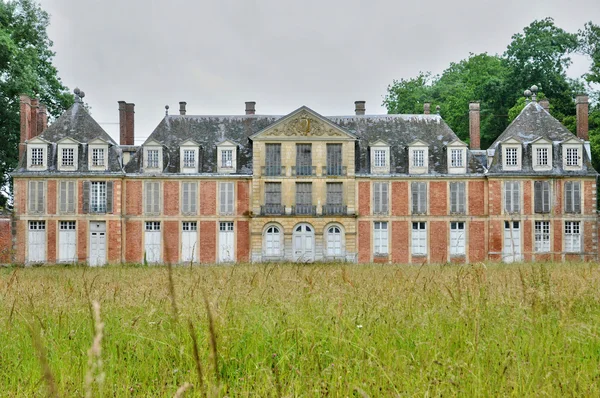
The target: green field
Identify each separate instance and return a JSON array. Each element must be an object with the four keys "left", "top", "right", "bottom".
[{"left": 1, "top": 262, "right": 600, "bottom": 397}]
